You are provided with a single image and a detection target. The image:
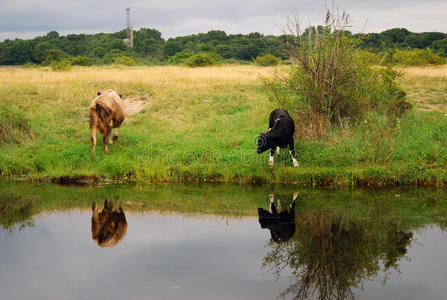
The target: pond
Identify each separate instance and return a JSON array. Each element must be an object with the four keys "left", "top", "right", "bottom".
[{"left": 1, "top": 181, "right": 447, "bottom": 300}]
